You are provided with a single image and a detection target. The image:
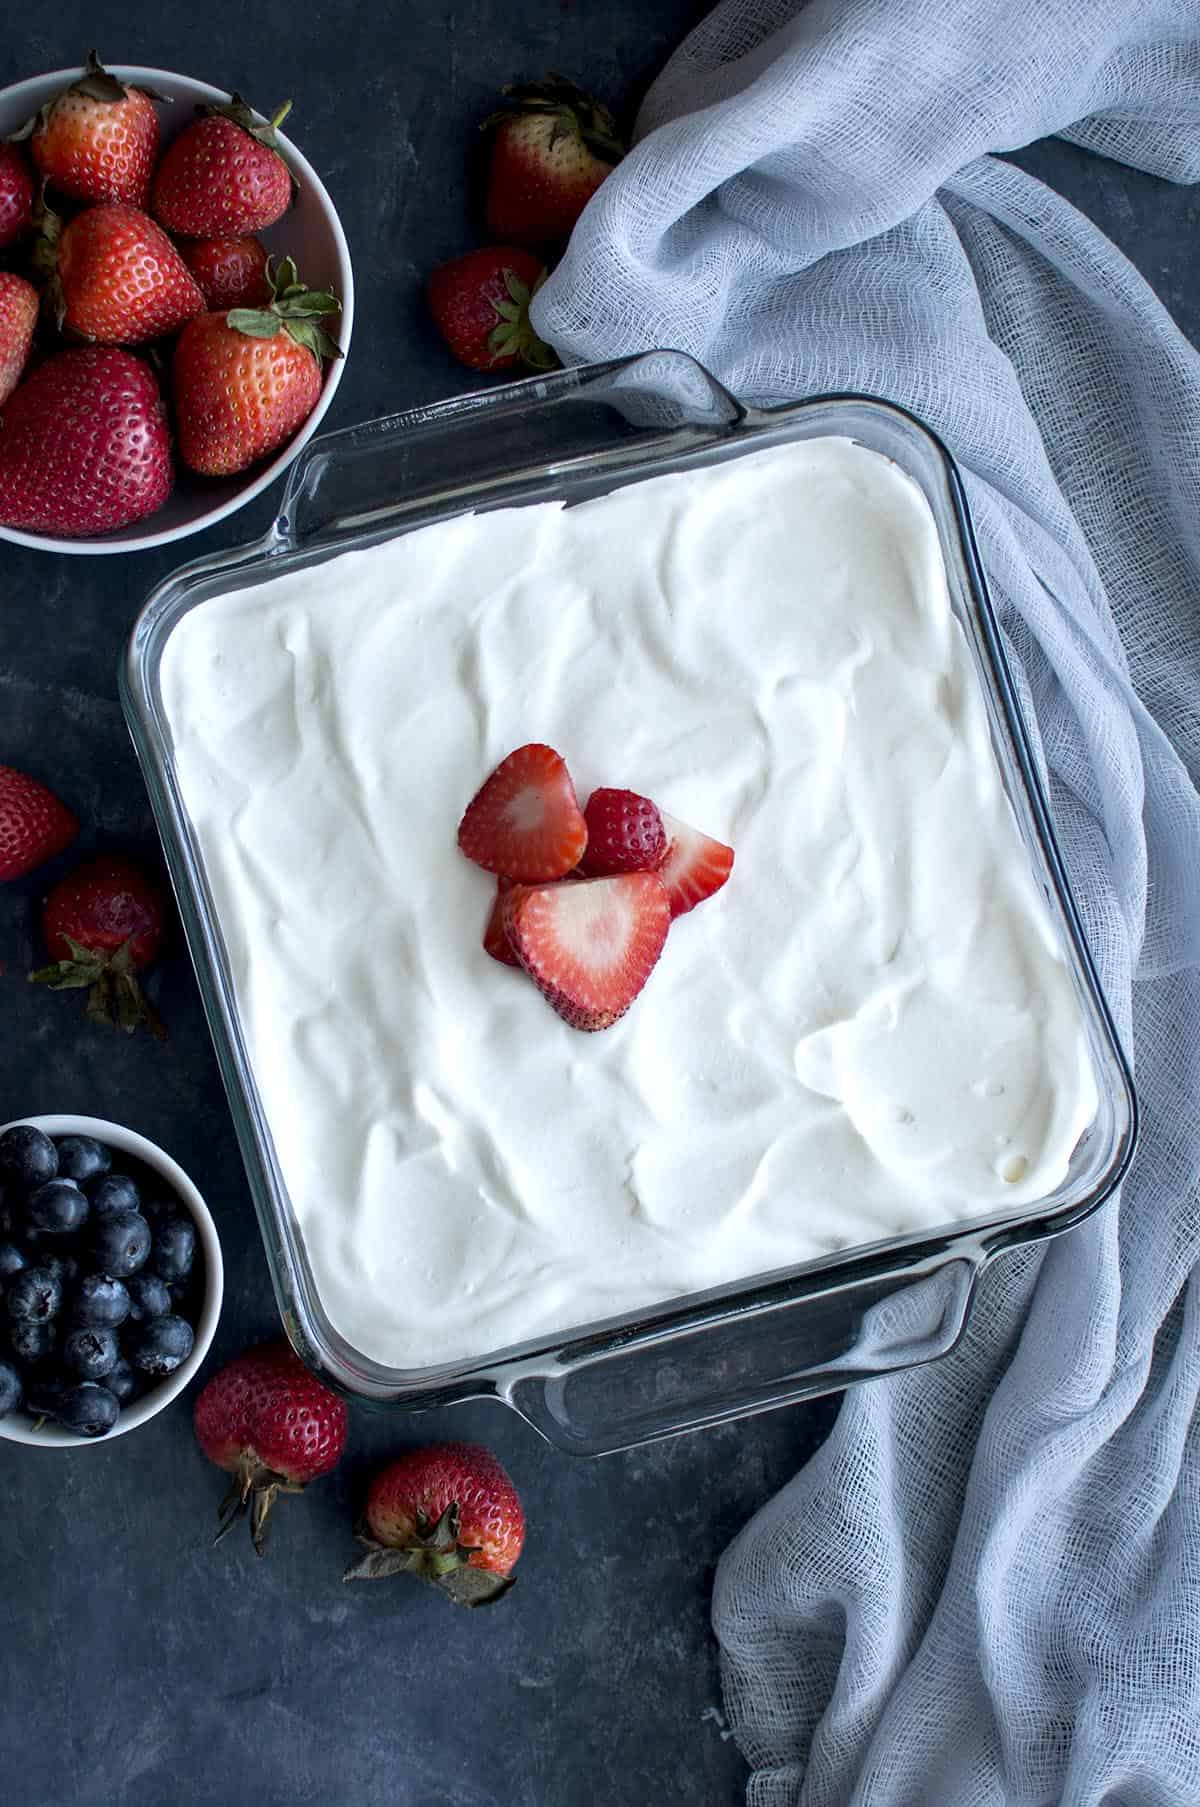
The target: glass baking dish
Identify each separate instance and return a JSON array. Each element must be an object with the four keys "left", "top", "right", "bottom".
[{"left": 121, "top": 351, "right": 1136, "bottom": 1455}]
